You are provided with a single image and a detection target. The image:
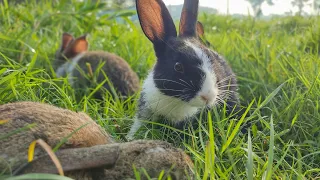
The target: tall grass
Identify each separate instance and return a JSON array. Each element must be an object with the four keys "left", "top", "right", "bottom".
[{"left": 0, "top": 0, "right": 319, "bottom": 179}]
